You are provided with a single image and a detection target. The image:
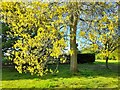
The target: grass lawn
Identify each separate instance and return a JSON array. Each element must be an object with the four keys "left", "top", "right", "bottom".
[{"left": 1, "top": 60, "right": 119, "bottom": 89}]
